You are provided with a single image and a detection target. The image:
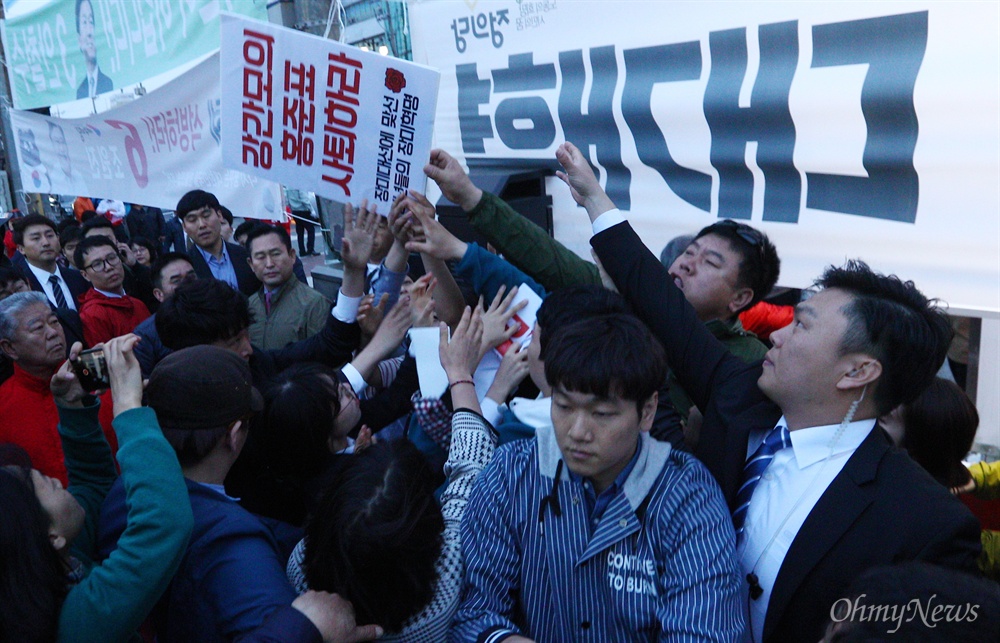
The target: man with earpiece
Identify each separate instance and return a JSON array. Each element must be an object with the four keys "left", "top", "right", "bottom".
[{"left": 556, "top": 141, "right": 981, "bottom": 643}]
